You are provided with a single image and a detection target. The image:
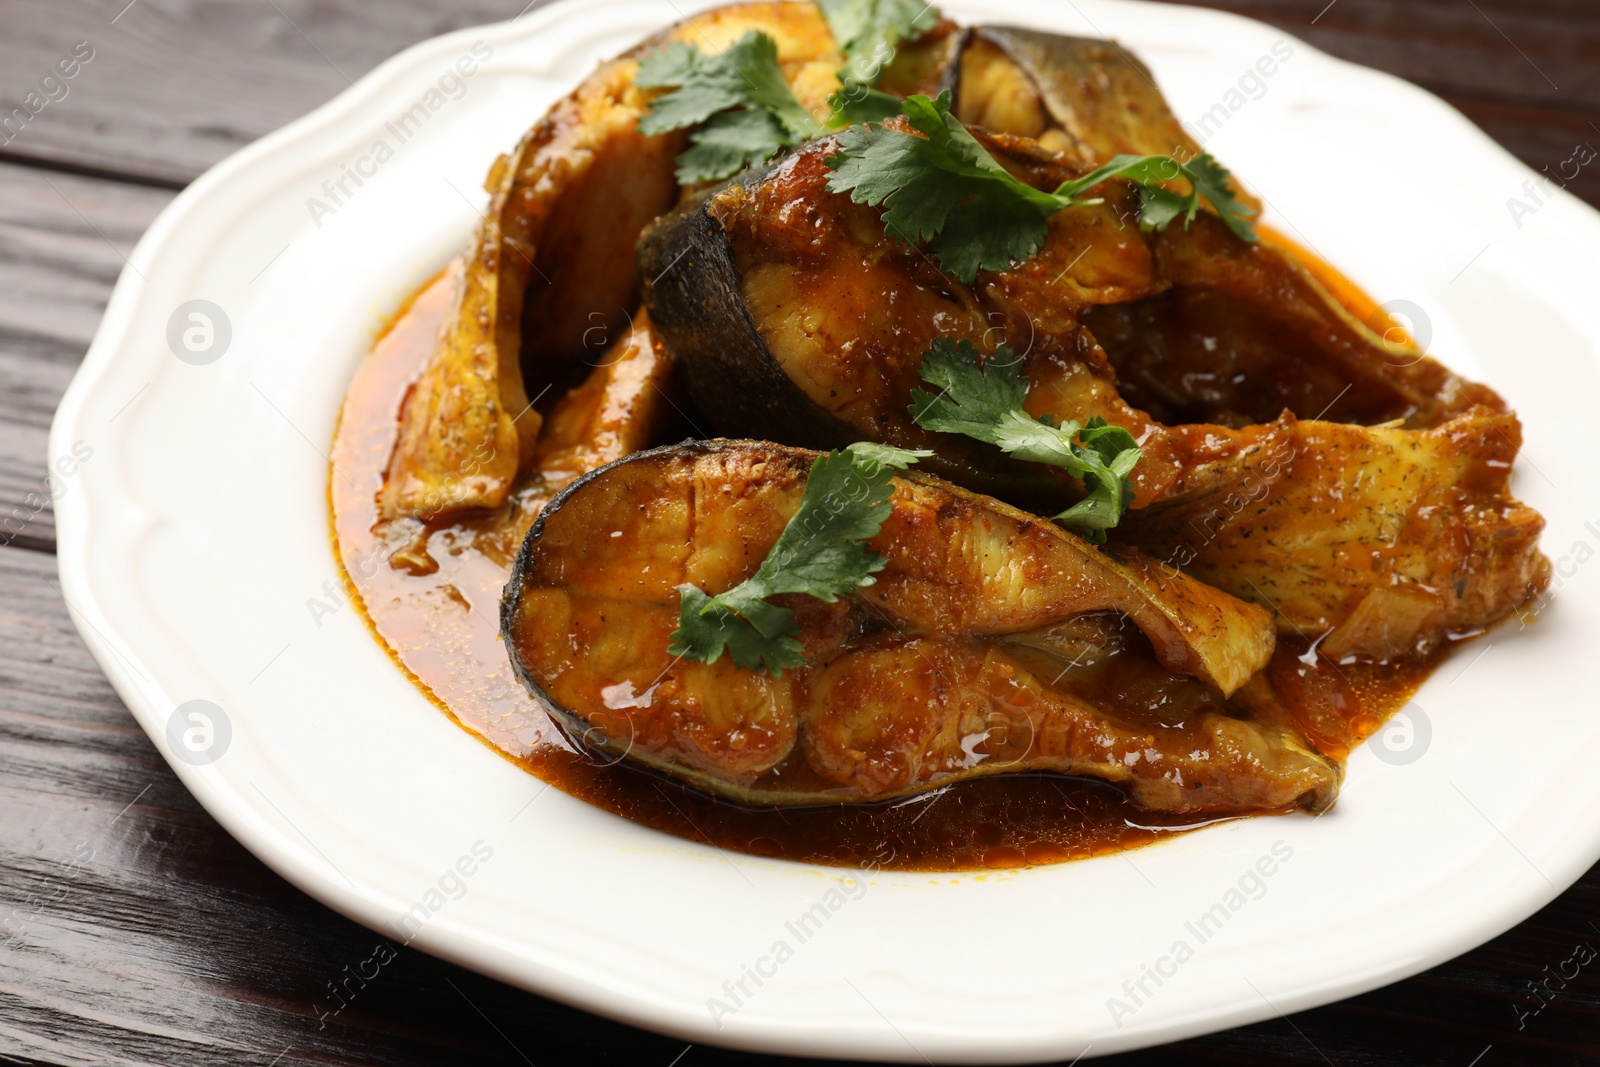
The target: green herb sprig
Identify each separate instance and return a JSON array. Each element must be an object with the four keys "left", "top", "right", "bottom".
[
  {"left": 909, "top": 338, "right": 1141, "bottom": 542},
  {"left": 638, "top": 1, "right": 941, "bottom": 184},
  {"left": 819, "top": 0, "right": 940, "bottom": 88},
  {"left": 636, "top": 31, "right": 823, "bottom": 184},
  {"left": 825, "top": 91, "right": 1258, "bottom": 283},
  {"left": 669, "top": 442, "right": 929, "bottom": 674}
]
